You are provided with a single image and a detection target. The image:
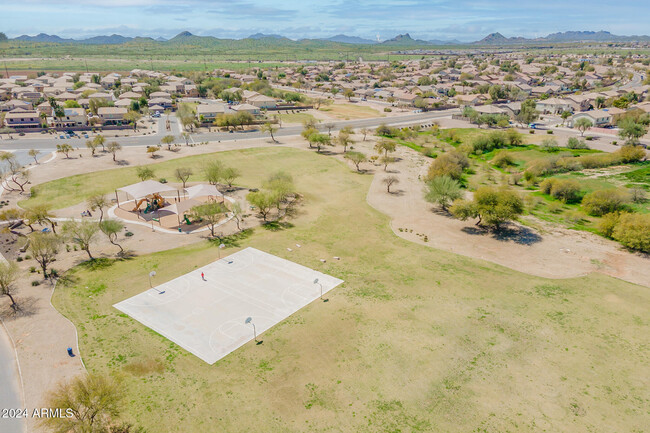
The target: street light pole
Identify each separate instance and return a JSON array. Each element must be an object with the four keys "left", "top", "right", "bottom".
[{"left": 149, "top": 271, "right": 156, "bottom": 288}]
